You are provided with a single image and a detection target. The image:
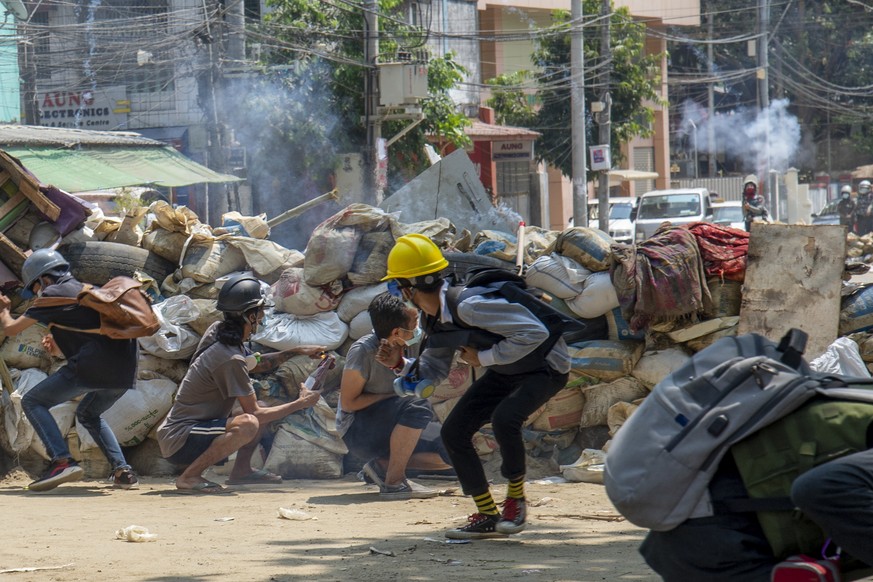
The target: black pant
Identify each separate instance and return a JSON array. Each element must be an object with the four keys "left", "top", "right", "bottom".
[
  {"left": 792, "top": 448, "right": 873, "bottom": 567},
  {"left": 440, "top": 367, "right": 567, "bottom": 496}
]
